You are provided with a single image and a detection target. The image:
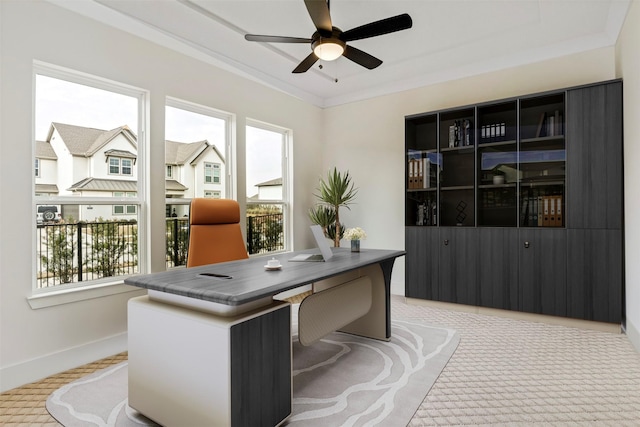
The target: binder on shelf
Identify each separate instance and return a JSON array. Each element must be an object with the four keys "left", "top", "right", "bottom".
[
  {"left": 543, "top": 196, "right": 550, "bottom": 226},
  {"left": 408, "top": 158, "right": 417, "bottom": 189},
  {"left": 416, "top": 157, "right": 424, "bottom": 188},
  {"left": 555, "top": 195, "right": 563, "bottom": 227},
  {"left": 521, "top": 197, "right": 529, "bottom": 226},
  {"left": 537, "top": 196, "right": 543, "bottom": 226},
  {"left": 529, "top": 196, "right": 536, "bottom": 226},
  {"left": 549, "top": 195, "right": 556, "bottom": 226},
  {"left": 423, "top": 157, "right": 433, "bottom": 188}
]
